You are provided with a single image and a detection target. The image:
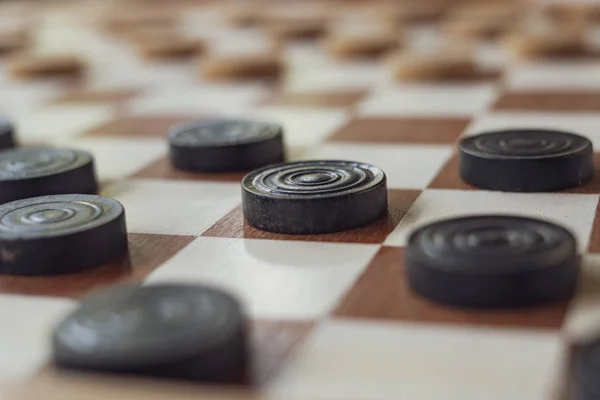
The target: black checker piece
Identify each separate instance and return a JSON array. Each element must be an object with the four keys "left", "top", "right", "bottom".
[
  {"left": 405, "top": 215, "right": 579, "bottom": 308},
  {"left": 0, "top": 147, "right": 98, "bottom": 204},
  {"left": 0, "top": 194, "right": 128, "bottom": 275},
  {"left": 242, "top": 159, "right": 388, "bottom": 235},
  {"left": 52, "top": 283, "right": 248, "bottom": 383},
  {"left": 169, "top": 119, "right": 285, "bottom": 172},
  {"left": 458, "top": 129, "right": 593, "bottom": 192}
]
